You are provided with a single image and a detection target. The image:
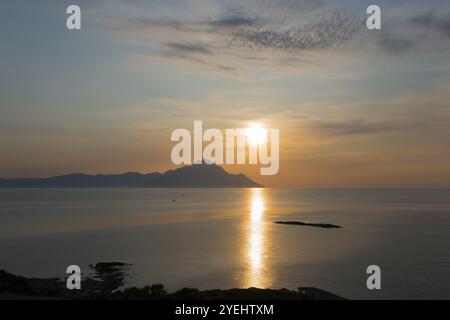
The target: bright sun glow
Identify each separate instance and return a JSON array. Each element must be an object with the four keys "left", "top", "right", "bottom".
[{"left": 246, "top": 123, "right": 267, "bottom": 146}]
